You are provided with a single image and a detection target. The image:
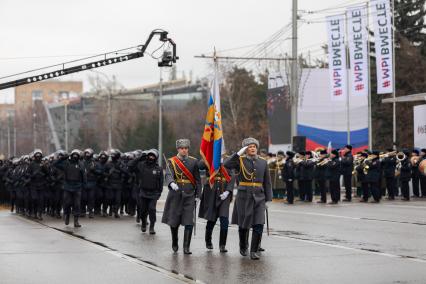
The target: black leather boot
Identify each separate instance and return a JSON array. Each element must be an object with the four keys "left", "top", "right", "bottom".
[
  {"left": 149, "top": 223, "right": 156, "bottom": 235},
  {"left": 250, "top": 231, "right": 261, "bottom": 260},
  {"left": 65, "top": 214, "right": 70, "bottom": 225},
  {"left": 171, "top": 227, "right": 179, "bottom": 252},
  {"left": 239, "top": 228, "right": 248, "bottom": 256},
  {"left": 205, "top": 227, "right": 213, "bottom": 250},
  {"left": 141, "top": 218, "right": 147, "bottom": 232},
  {"left": 183, "top": 227, "right": 193, "bottom": 255},
  {"left": 219, "top": 229, "right": 228, "bottom": 253},
  {"left": 74, "top": 216, "right": 81, "bottom": 228},
  {"left": 258, "top": 234, "right": 265, "bottom": 252}
]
